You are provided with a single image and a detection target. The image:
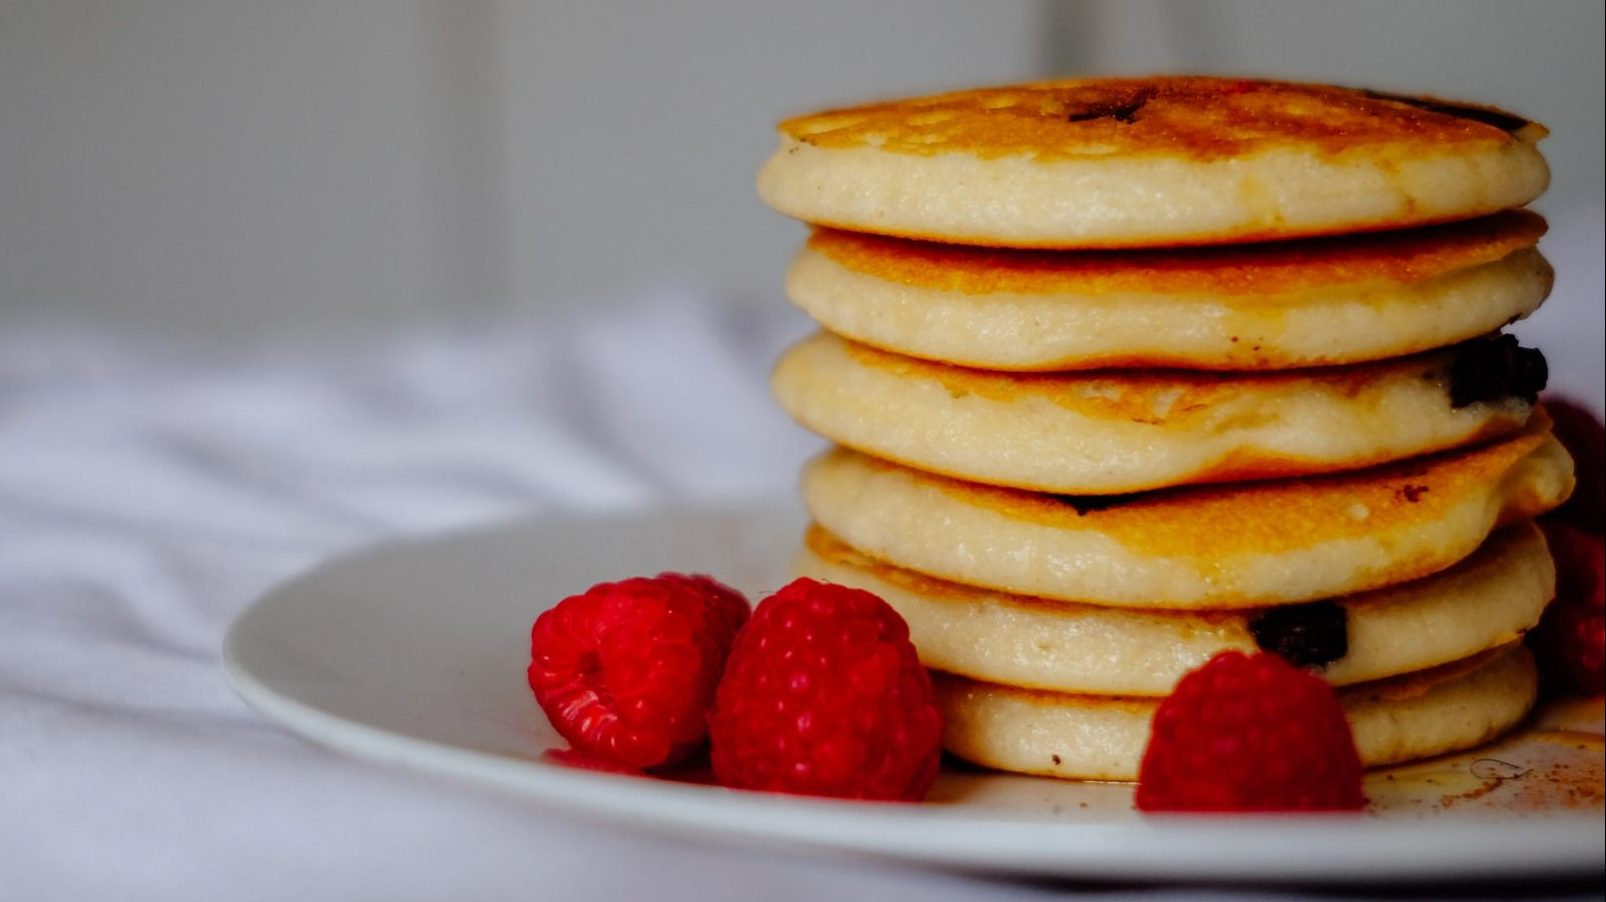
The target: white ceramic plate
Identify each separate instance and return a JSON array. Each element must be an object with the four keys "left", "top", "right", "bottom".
[{"left": 224, "top": 503, "right": 1604, "bottom": 883}]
